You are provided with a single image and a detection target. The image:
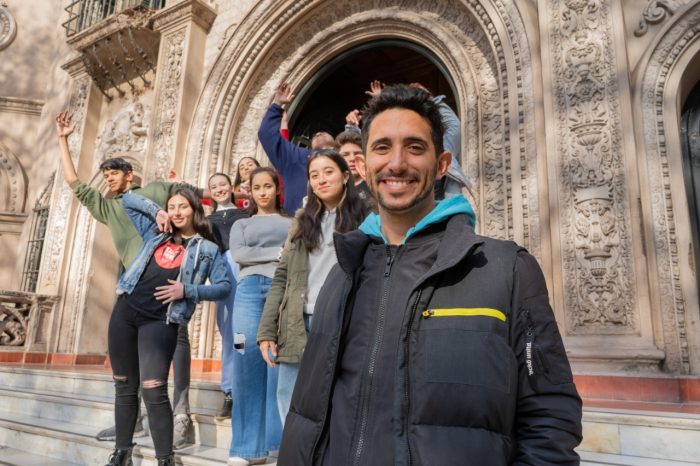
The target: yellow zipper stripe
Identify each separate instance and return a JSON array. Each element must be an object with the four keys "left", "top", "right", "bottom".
[{"left": 421, "top": 308, "right": 506, "bottom": 322}]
